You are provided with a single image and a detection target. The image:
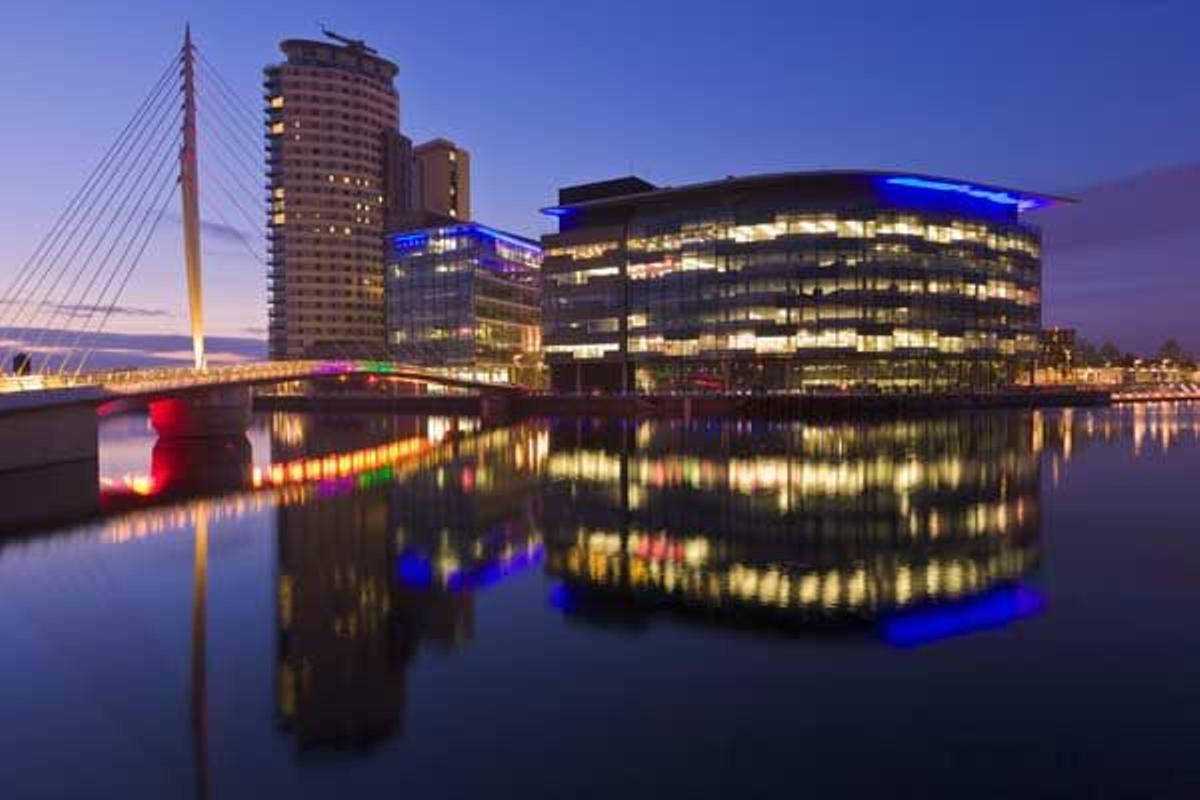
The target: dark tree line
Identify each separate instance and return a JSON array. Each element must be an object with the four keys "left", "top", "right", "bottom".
[{"left": 1074, "top": 337, "right": 1196, "bottom": 368}]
